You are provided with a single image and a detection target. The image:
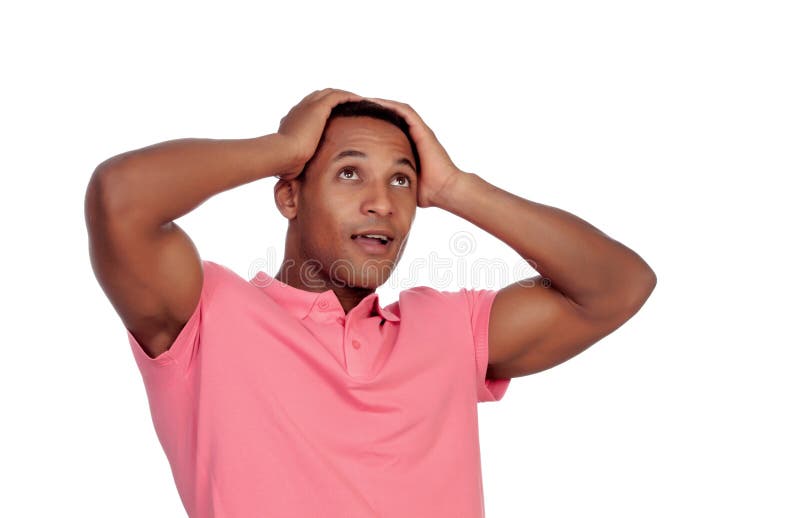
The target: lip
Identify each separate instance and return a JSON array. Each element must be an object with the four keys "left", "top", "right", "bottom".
[
  {"left": 351, "top": 229, "right": 395, "bottom": 241},
  {"left": 351, "top": 235, "right": 393, "bottom": 255}
]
